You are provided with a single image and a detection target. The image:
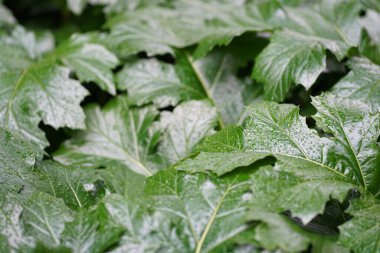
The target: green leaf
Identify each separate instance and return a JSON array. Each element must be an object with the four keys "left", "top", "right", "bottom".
[
  {"left": 253, "top": 0, "right": 361, "bottom": 101},
  {"left": 245, "top": 96, "right": 379, "bottom": 222},
  {"left": 249, "top": 210, "right": 310, "bottom": 252},
  {"left": 103, "top": 194, "right": 178, "bottom": 253},
  {"left": 99, "top": 162, "right": 146, "bottom": 197},
  {"left": 116, "top": 58, "right": 205, "bottom": 108},
  {"left": 253, "top": 31, "right": 326, "bottom": 101},
  {"left": 0, "top": 128, "right": 43, "bottom": 195},
  {"left": 61, "top": 205, "right": 124, "bottom": 253},
  {"left": 67, "top": 0, "right": 116, "bottom": 15},
  {"left": 23, "top": 192, "right": 72, "bottom": 248},
  {"left": 53, "top": 34, "right": 119, "bottom": 94},
  {"left": 157, "top": 100, "right": 217, "bottom": 163},
  {"left": 360, "top": 10, "right": 380, "bottom": 44},
  {"left": 0, "top": 26, "right": 39, "bottom": 71},
  {"left": 54, "top": 96, "right": 162, "bottom": 176},
  {"left": 339, "top": 195, "right": 380, "bottom": 253},
  {"left": 0, "top": 63, "right": 88, "bottom": 148},
  {"left": 0, "top": 194, "right": 34, "bottom": 252},
  {"left": 330, "top": 57, "right": 380, "bottom": 110},
  {"left": 0, "top": 3, "right": 16, "bottom": 26},
  {"left": 360, "top": 10, "right": 380, "bottom": 65},
  {"left": 250, "top": 163, "right": 353, "bottom": 224},
  {"left": 176, "top": 49, "right": 259, "bottom": 126},
  {"left": 248, "top": 208, "right": 348, "bottom": 253},
  {"left": 37, "top": 161, "right": 105, "bottom": 209},
  {"left": 104, "top": 0, "right": 277, "bottom": 57},
  {"left": 311, "top": 95, "right": 380, "bottom": 193},
  {"left": 360, "top": 0, "right": 380, "bottom": 12},
  {"left": 144, "top": 169, "right": 253, "bottom": 253},
  {"left": 0, "top": 128, "right": 105, "bottom": 208},
  {"left": 180, "top": 0, "right": 279, "bottom": 59},
  {"left": 67, "top": 0, "right": 87, "bottom": 14},
  {"left": 175, "top": 126, "right": 267, "bottom": 176},
  {"left": 104, "top": 6, "right": 207, "bottom": 57},
  {"left": 0, "top": 27, "right": 90, "bottom": 147},
  {"left": 179, "top": 95, "right": 380, "bottom": 223},
  {"left": 188, "top": 49, "right": 260, "bottom": 125}
]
